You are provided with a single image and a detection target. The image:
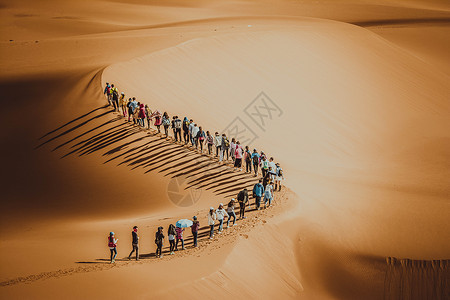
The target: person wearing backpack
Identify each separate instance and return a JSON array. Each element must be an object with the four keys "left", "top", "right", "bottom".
[
  {"left": 110, "top": 84, "right": 119, "bottom": 112},
  {"left": 261, "top": 156, "right": 269, "bottom": 178},
  {"left": 251, "top": 149, "right": 260, "bottom": 177},
  {"left": 220, "top": 134, "right": 230, "bottom": 162},
  {"left": 145, "top": 105, "right": 152, "bottom": 130},
  {"left": 107, "top": 232, "right": 118, "bottom": 263},
  {"left": 274, "top": 163, "right": 284, "bottom": 191},
  {"left": 103, "top": 82, "right": 111, "bottom": 106},
  {"left": 196, "top": 126, "right": 206, "bottom": 153},
  {"left": 128, "top": 226, "right": 139, "bottom": 261},
  {"left": 226, "top": 199, "right": 237, "bottom": 228},
  {"left": 237, "top": 188, "right": 249, "bottom": 219},
  {"left": 191, "top": 124, "right": 199, "bottom": 148},
  {"left": 175, "top": 225, "right": 185, "bottom": 250},
  {"left": 234, "top": 141, "right": 243, "bottom": 171},
  {"left": 213, "top": 132, "right": 222, "bottom": 158},
  {"left": 151, "top": 110, "right": 162, "bottom": 133},
  {"left": 168, "top": 224, "right": 176, "bottom": 255},
  {"left": 182, "top": 117, "right": 190, "bottom": 144},
  {"left": 162, "top": 112, "right": 171, "bottom": 138},
  {"left": 127, "top": 98, "right": 133, "bottom": 122},
  {"left": 138, "top": 103, "right": 146, "bottom": 127},
  {"left": 155, "top": 226, "right": 164, "bottom": 258},
  {"left": 128, "top": 97, "right": 138, "bottom": 124},
  {"left": 206, "top": 131, "right": 214, "bottom": 155},
  {"left": 191, "top": 216, "right": 200, "bottom": 247},
  {"left": 264, "top": 180, "right": 274, "bottom": 209},
  {"left": 244, "top": 146, "right": 252, "bottom": 173},
  {"left": 252, "top": 179, "right": 264, "bottom": 210},
  {"left": 230, "top": 138, "right": 236, "bottom": 163},
  {"left": 173, "top": 116, "right": 182, "bottom": 142},
  {"left": 119, "top": 92, "right": 127, "bottom": 117},
  {"left": 188, "top": 119, "right": 195, "bottom": 146},
  {"left": 208, "top": 207, "right": 217, "bottom": 239}
]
